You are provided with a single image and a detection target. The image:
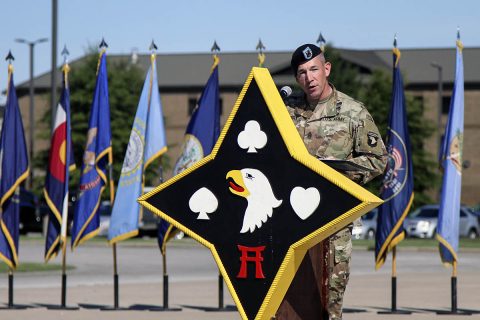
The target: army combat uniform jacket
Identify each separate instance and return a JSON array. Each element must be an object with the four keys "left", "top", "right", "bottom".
[
  {"left": 286, "top": 85, "right": 387, "bottom": 184},
  {"left": 283, "top": 85, "right": 387, "bottom": 320}
]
